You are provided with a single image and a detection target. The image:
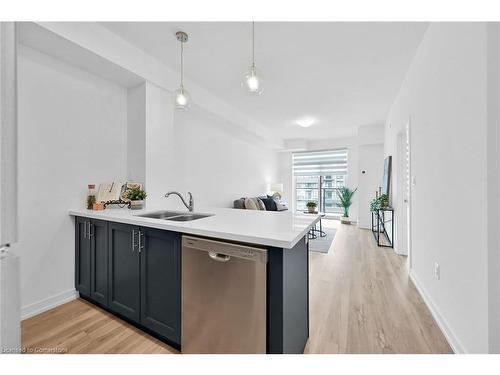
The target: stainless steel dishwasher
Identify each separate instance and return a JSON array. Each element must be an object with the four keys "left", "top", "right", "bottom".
[{"left": 181, "top": 235, "right": 267, "bottom": 354}]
